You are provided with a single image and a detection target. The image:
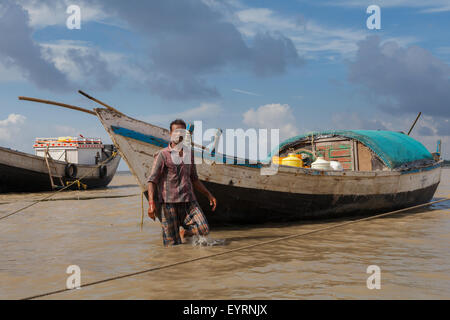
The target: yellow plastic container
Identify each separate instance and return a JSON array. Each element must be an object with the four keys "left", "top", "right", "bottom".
[
  {"left": 281, "top": 153, "right": 303, "bottom": 168},
  {"left": 272, "top": 156, "right": 282, "bottom": 165}
]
